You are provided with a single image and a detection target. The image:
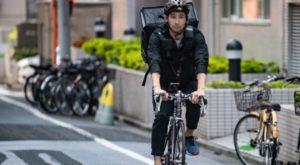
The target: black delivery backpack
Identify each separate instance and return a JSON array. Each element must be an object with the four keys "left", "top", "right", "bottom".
[{"left": 140, "top": 2, "right": 199, "bottom": 86}]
